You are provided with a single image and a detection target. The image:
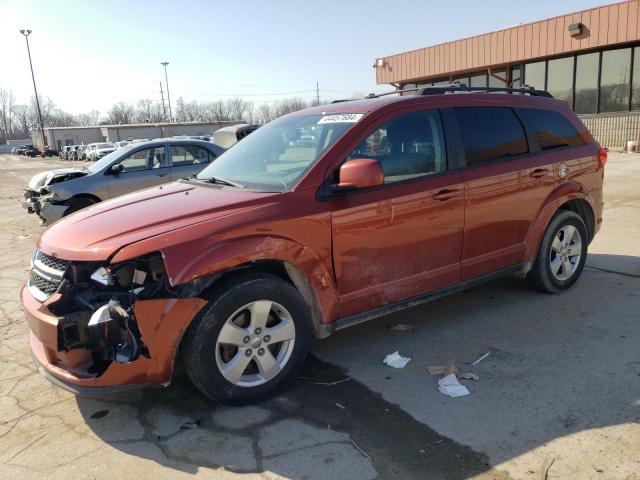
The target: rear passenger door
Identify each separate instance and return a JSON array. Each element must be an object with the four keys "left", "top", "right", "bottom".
[
  {"left": 169, "top": 144, "right": 216, "bottom": 180},
  {"left": 451, "top": 106, "right": 558, "bottom": 280},
  {"left": 106, "top": 145, "right": 170, "bottom": 198}
]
